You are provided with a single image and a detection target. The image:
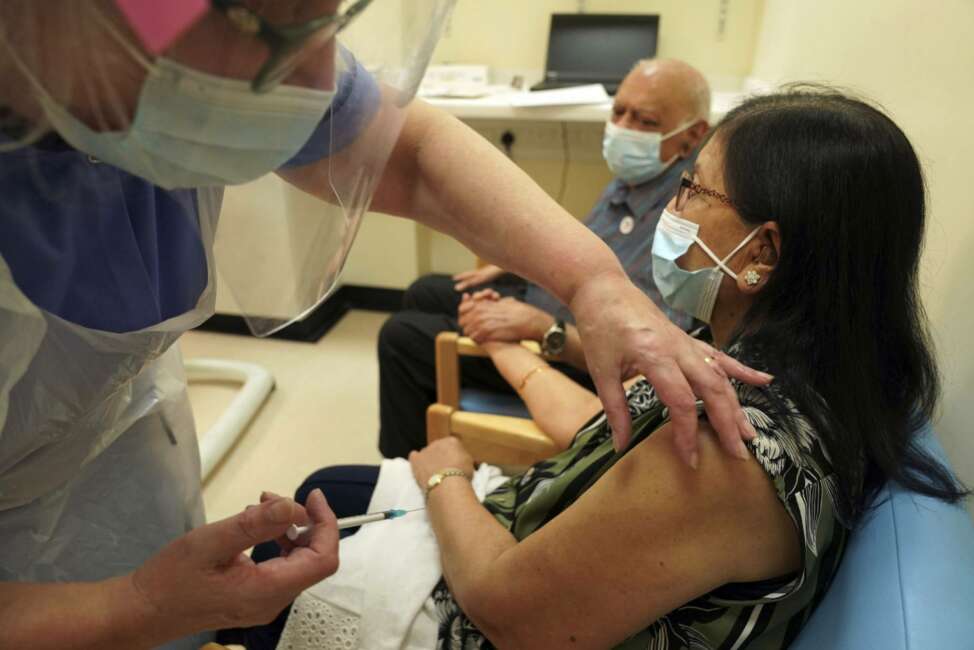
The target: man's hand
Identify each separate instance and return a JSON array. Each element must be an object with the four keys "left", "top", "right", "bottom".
[
  {"left": 458, "top": 293, "right": 553, "bottom": 343},
  {"left": 129, "top": 490, "right": 339, "bottom": 638},
  {"left": 452, "top": 264, "right": 506, "bottom": 291},
  {"left": 569, "top": 271, "right": 772, "bottom": 466}
]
